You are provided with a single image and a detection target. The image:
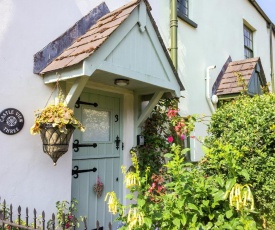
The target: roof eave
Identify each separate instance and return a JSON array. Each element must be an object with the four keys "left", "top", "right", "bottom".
[{"left": 248, "top": 0, "right": 275, "bottom": 33}]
